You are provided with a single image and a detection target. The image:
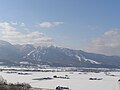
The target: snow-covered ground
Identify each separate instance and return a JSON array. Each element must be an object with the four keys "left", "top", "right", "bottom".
[{"left": 0, "top": 71, "right": 120, "bottom": 90}]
